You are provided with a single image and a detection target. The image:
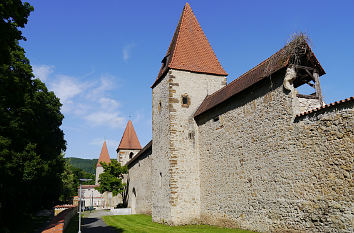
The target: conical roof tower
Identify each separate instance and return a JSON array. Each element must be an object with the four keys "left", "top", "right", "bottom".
[
  {"left": 117, "top": 120, "right": 142, "bottom": 150},
  {"left": 152, "top": 2, "right": 227, "bottom": 88},
  {"left": 96, "top": 141, "right": 111, "bottom": 167}
]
